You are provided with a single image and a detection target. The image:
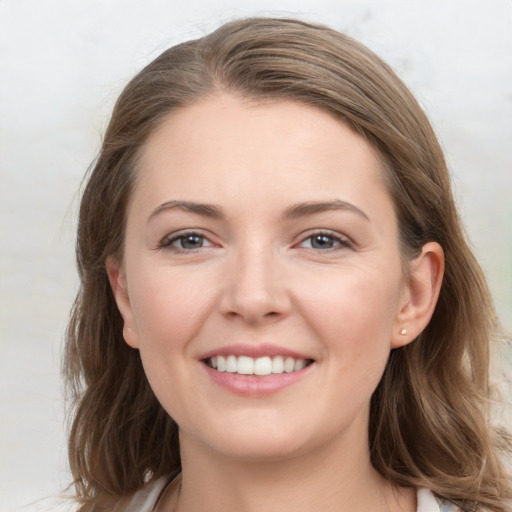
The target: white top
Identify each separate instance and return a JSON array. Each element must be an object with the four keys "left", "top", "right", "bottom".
[
  {"left": 417, "top": 488, "right": 459, "bottom": 512},
  {"left": 120, "top": 477, "right": 459, "bottom": 511}
]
